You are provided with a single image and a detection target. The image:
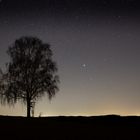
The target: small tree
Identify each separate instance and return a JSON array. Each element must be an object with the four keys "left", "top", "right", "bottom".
[{"left": 0, "top": 36, "right": 59, "bottom": 117}]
